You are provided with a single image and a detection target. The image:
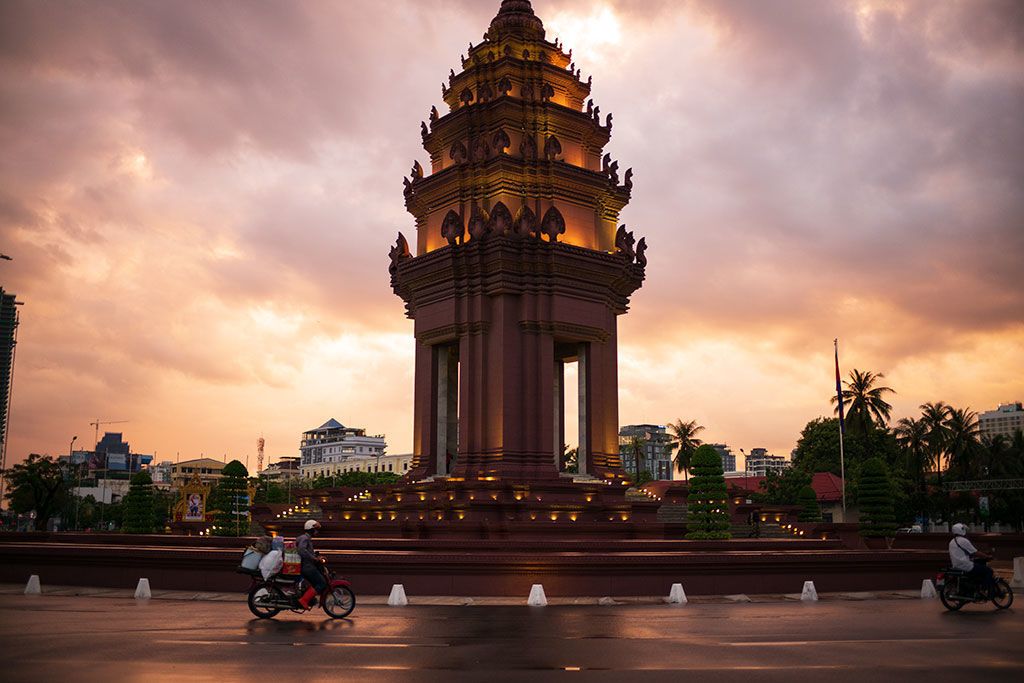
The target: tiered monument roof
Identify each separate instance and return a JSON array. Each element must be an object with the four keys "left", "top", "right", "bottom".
[{"left": 396, "top": 0, "right": 641, "bottom": 262}]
